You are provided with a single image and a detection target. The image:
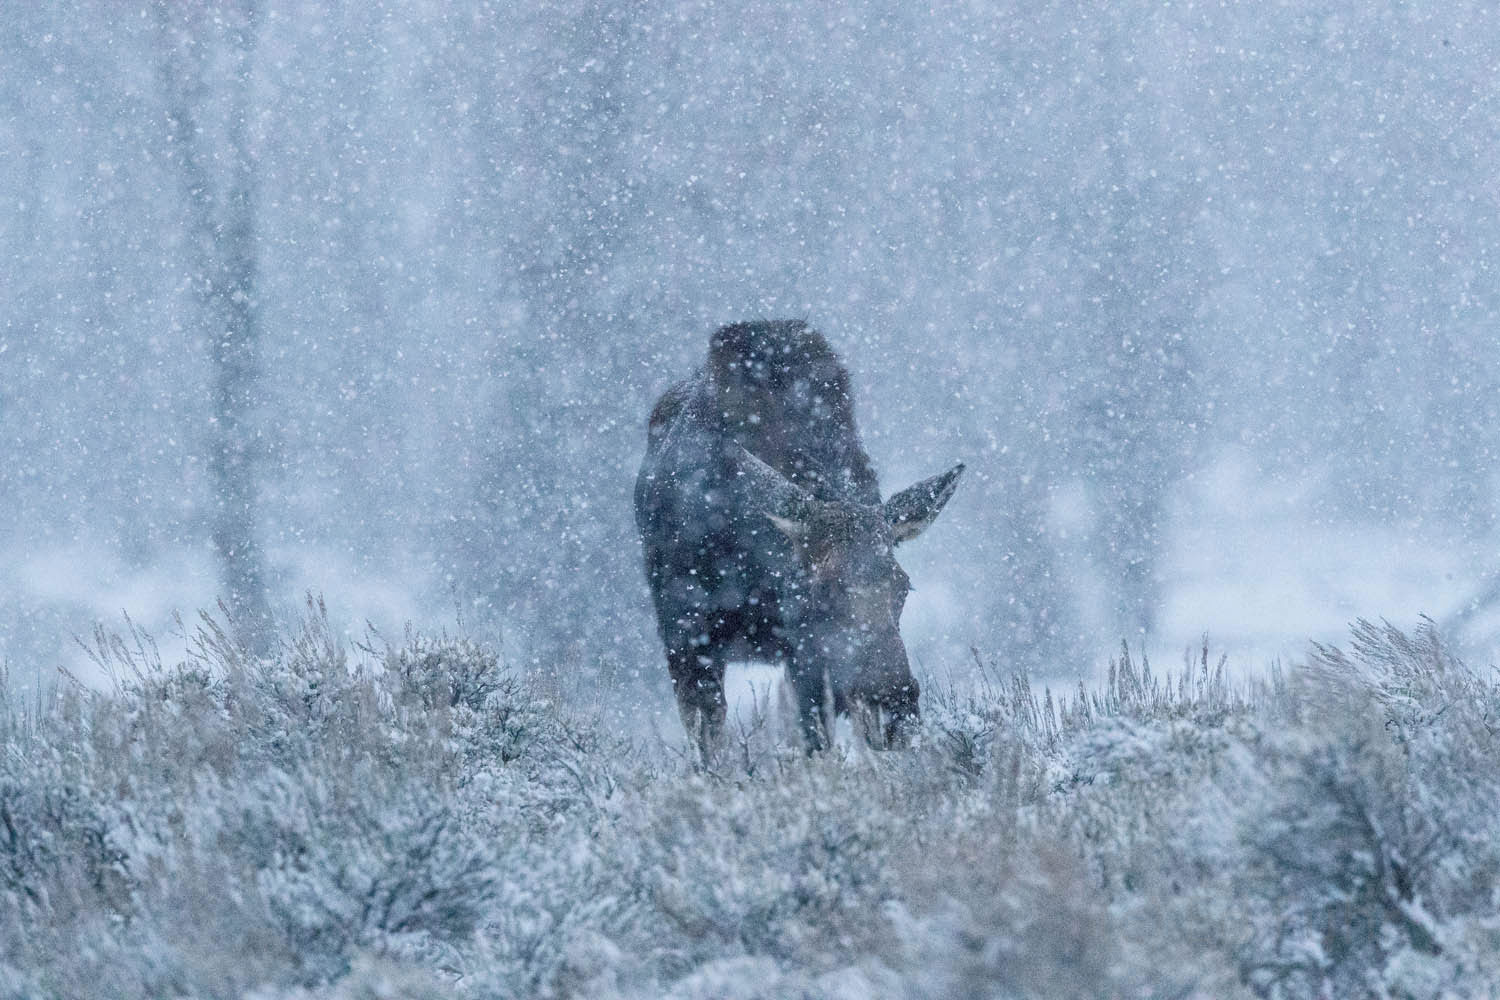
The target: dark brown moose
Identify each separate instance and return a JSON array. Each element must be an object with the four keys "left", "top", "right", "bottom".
[{"left": 634, "top": 320, "right": 963, "bottom": 760}]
